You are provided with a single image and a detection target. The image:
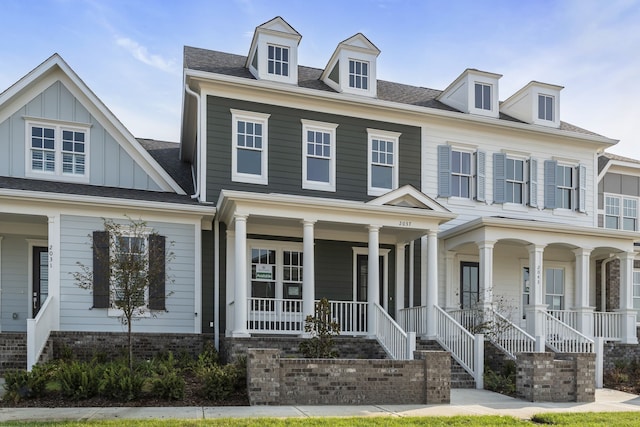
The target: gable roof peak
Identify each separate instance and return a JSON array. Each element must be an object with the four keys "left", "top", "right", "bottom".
[{"left": 337, "top": 33, "right": 380, "bottom": 55}]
